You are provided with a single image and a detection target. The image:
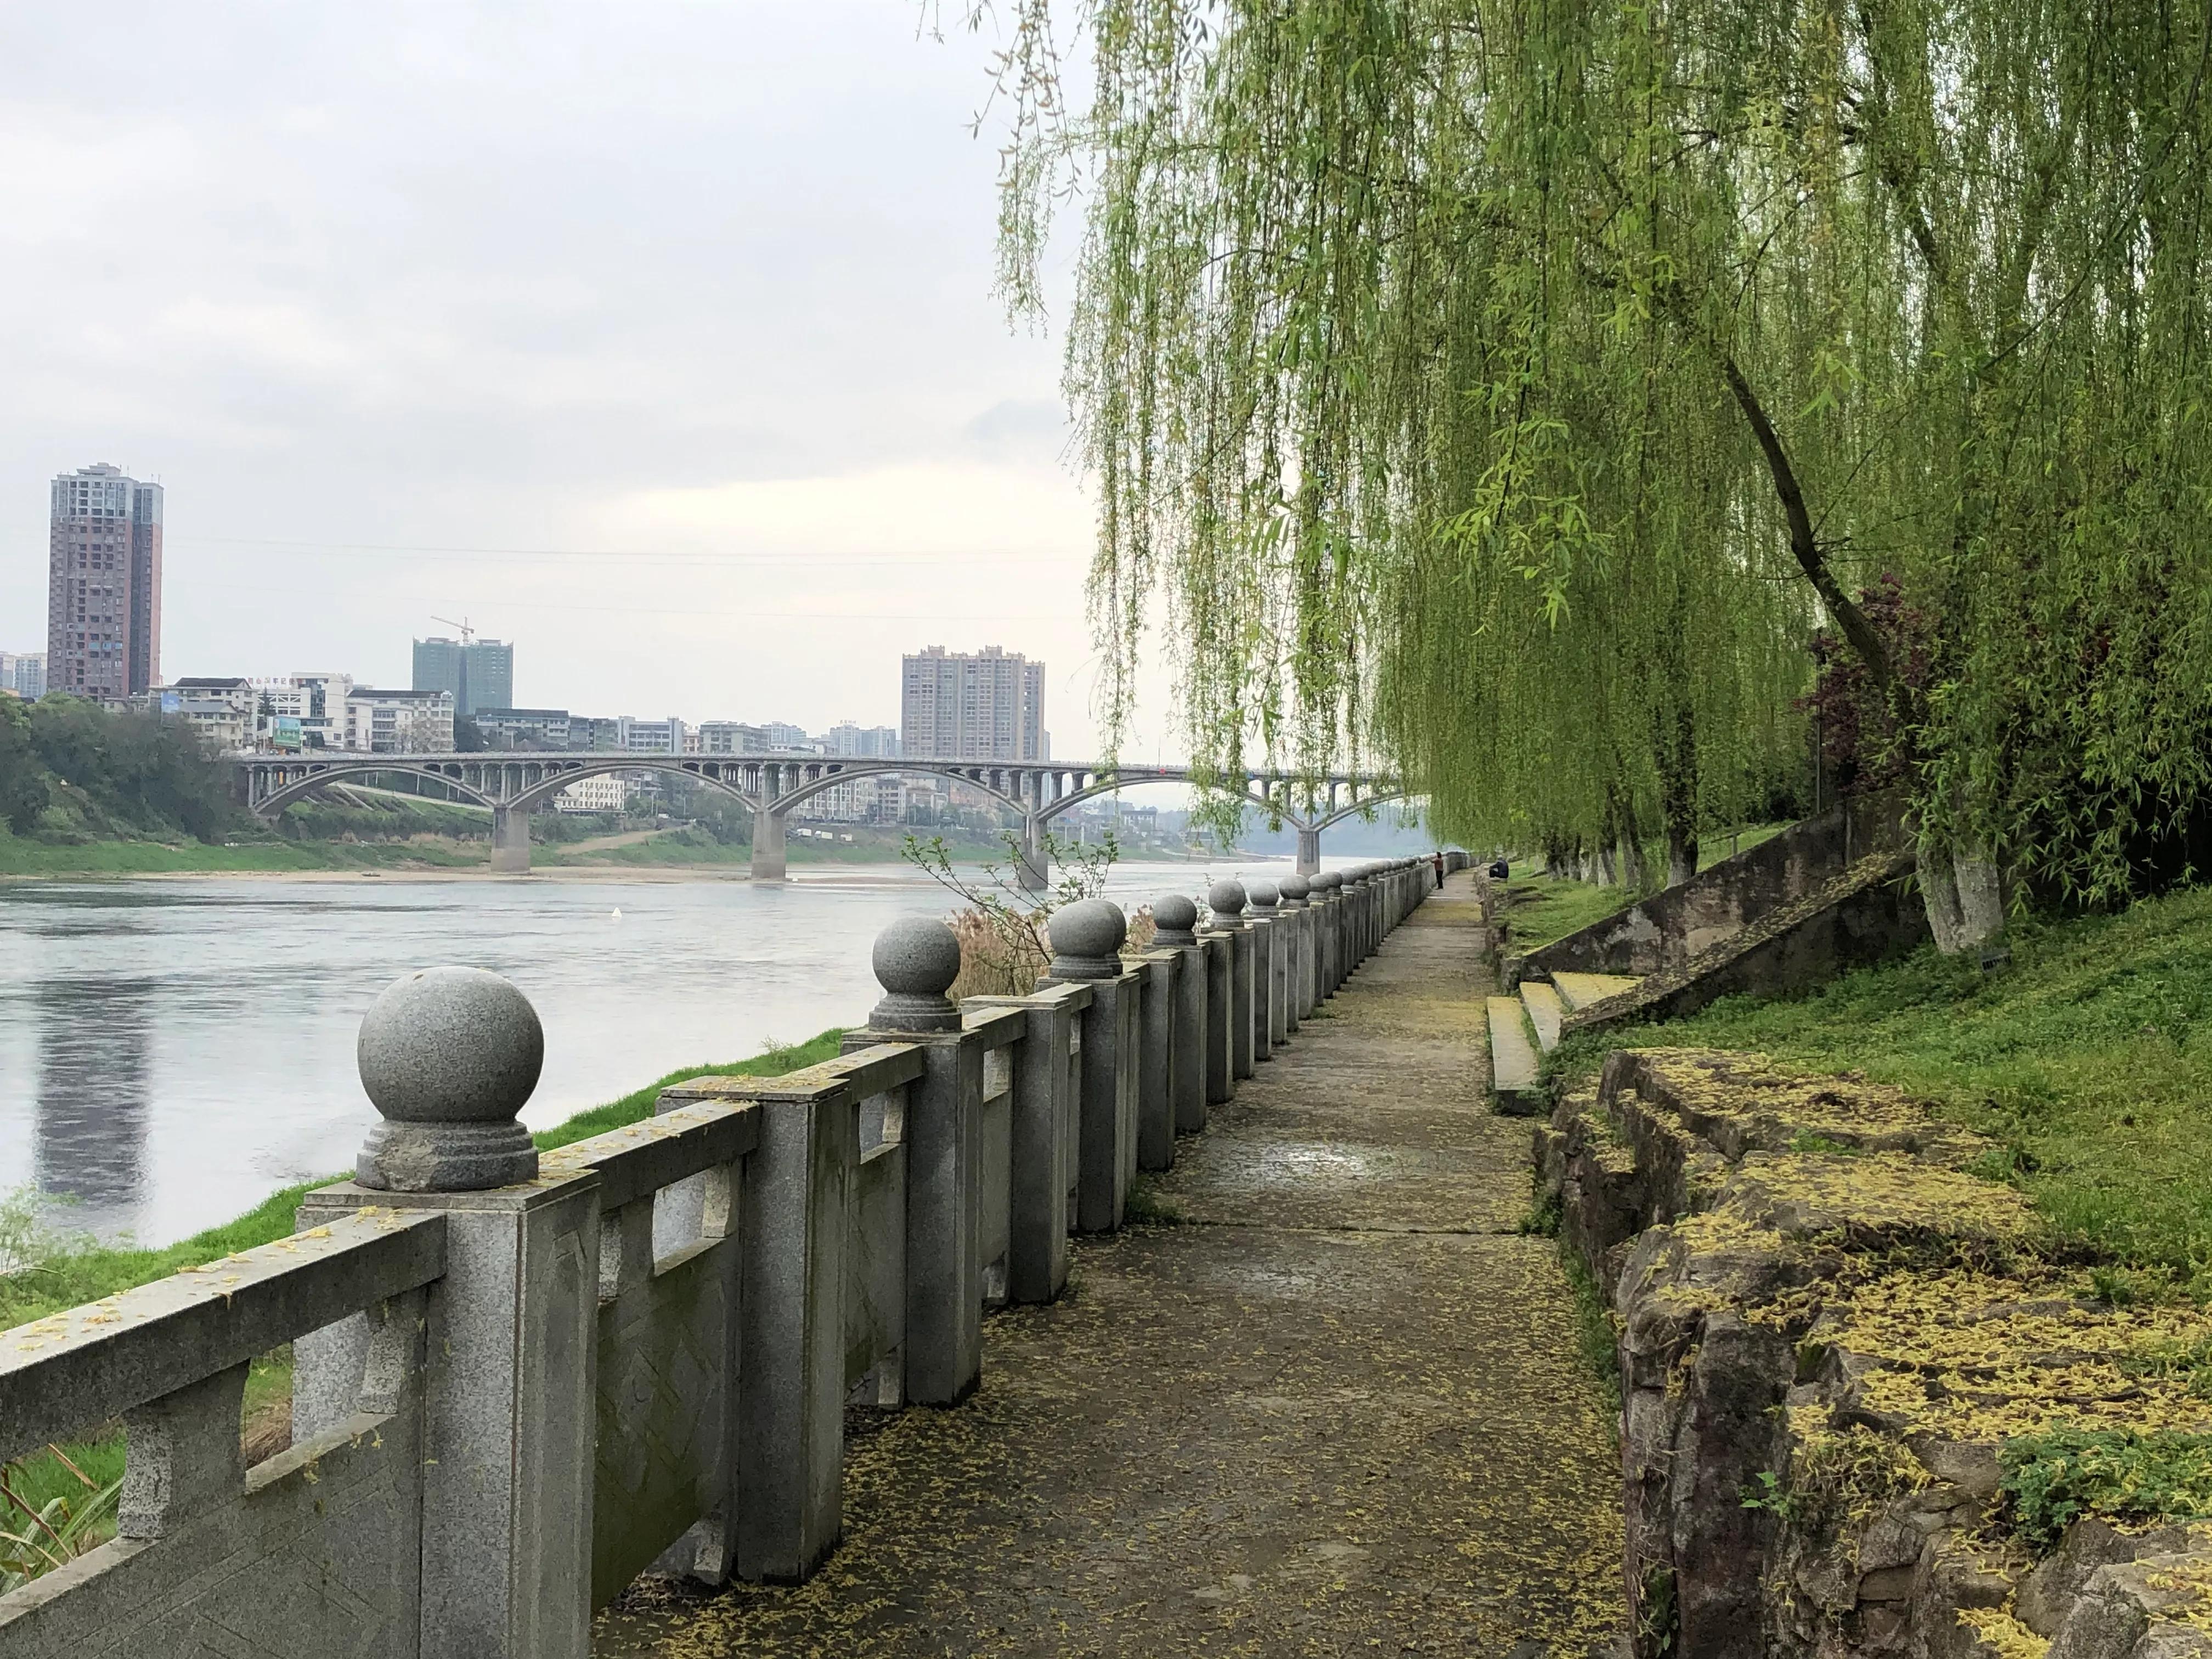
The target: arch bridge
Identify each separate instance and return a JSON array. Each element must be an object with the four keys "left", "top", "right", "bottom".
[{"left": 235, "top": 751, "right": 1410, "bottom": 881}]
